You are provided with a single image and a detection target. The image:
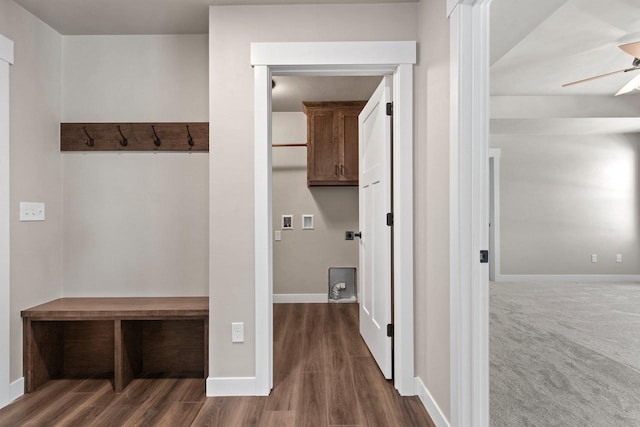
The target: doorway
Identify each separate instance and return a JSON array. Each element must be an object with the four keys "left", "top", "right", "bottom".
[
  {"left": 271, "top": 74, "right": 395, "bottom": 382},
  {"left": 252, "top": 41, "right": 416, "bottom": 396}
]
